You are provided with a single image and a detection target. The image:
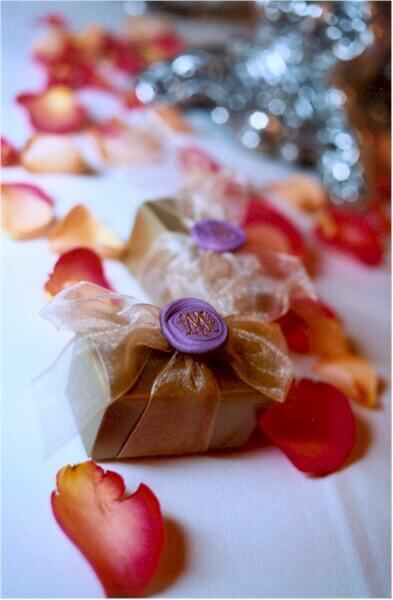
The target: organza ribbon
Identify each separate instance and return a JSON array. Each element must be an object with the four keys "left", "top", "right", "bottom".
[
  {"left": 173, "top": 171, "right": 251, "bottom": 228},
  {"left": 135, "top": 231, "right": 315, "bottom": 320},
  {"left": 36, "top": 282, "right": 292, "bottom": 457}
]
